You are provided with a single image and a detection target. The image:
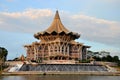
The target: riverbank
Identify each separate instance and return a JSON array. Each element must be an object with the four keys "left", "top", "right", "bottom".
[{"left": 2, "top": 71, "right": 120, "bottom": 76}]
